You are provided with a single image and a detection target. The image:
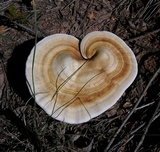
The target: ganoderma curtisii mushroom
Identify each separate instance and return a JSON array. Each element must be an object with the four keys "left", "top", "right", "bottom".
[{"left": 26, "top": 31, "right": 138, "bottom": 124}]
